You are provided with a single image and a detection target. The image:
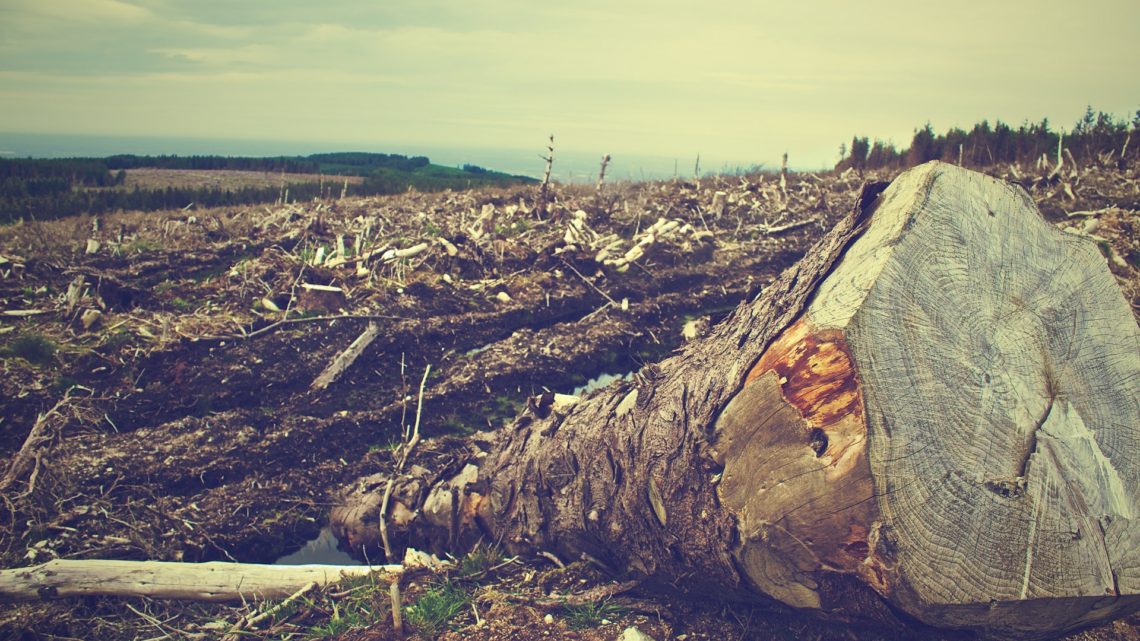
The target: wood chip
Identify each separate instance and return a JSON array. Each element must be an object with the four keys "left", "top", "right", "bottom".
[{"left": 648, "top": 477, "right": 667, "bottom": 527}]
